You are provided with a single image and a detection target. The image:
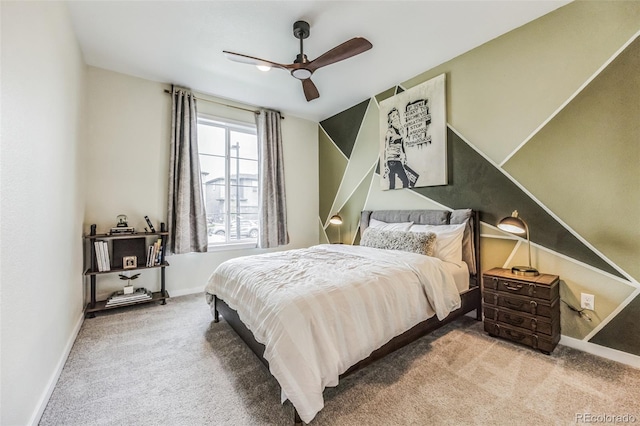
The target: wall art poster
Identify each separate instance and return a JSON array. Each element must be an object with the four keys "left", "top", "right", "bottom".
[{"left": 379, "top": 74, "right": 447, "bottom": 190}]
